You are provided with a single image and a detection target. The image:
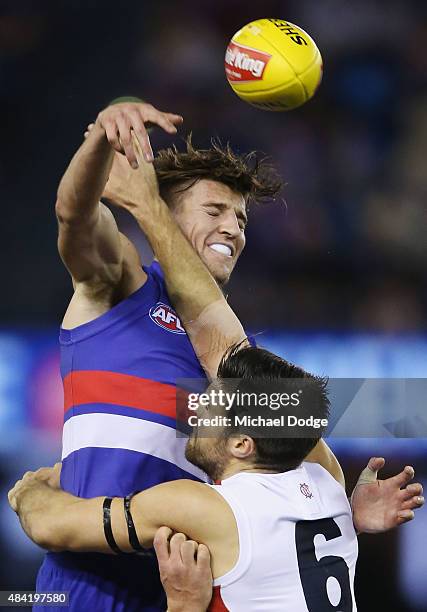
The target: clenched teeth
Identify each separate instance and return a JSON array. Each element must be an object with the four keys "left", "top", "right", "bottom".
[{"left": 209, "top": 244, "right": 232, "bottom": 257}]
